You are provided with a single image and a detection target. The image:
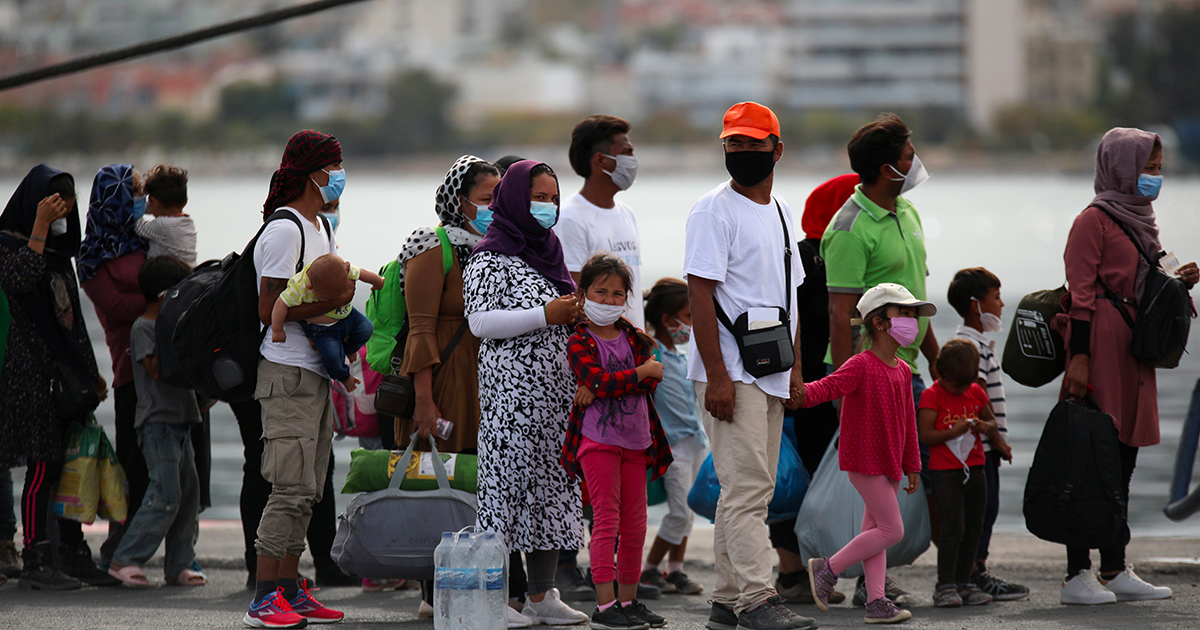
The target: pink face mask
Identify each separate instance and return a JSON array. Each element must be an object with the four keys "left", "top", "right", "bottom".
[{"left": 886, "top": 316, "right": 920, "bottom": 347}]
